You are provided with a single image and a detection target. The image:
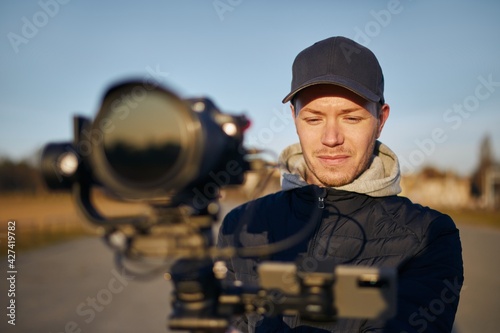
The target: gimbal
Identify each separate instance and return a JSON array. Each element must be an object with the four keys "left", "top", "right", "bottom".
[{"left": 40, "top": 80, "right": 396, "bottom": 332}]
